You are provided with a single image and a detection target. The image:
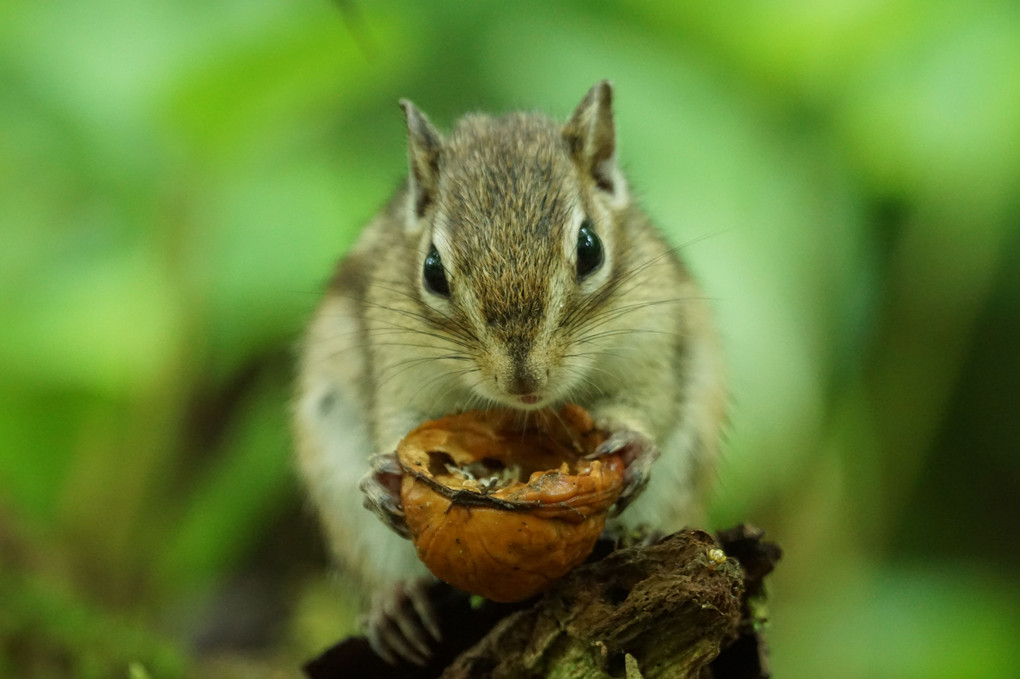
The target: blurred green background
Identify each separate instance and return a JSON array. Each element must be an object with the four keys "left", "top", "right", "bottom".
[{"left": 3, "top": 0, "right": 1019, "bottom": 676}]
